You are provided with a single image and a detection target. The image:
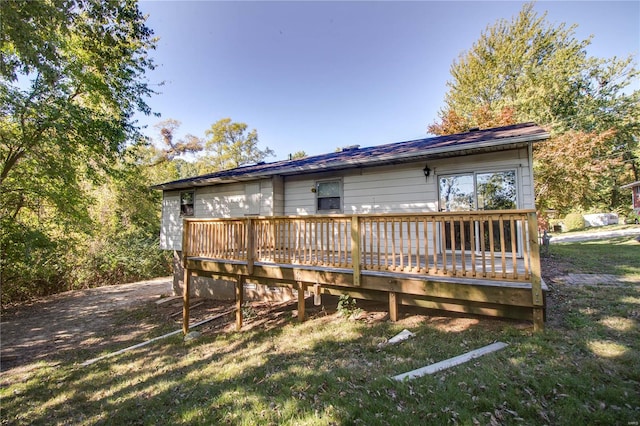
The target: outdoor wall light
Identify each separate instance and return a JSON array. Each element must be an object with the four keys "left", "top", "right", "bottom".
[{"left": 423, "top": 164, "right": 431, "bottom": 180}]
